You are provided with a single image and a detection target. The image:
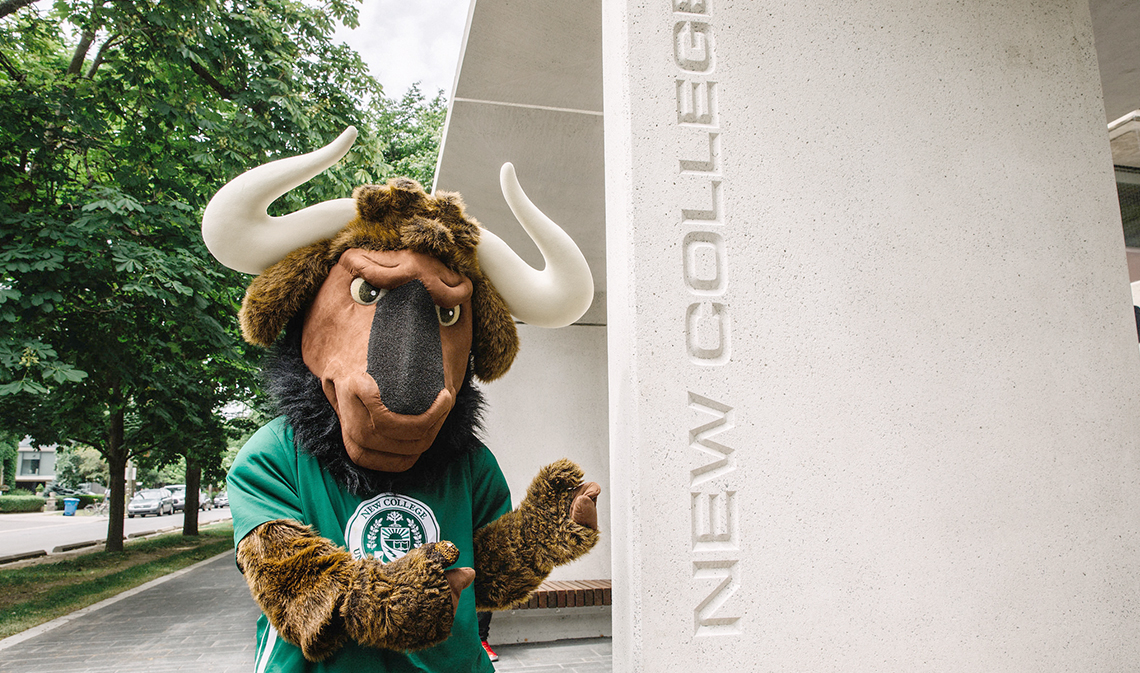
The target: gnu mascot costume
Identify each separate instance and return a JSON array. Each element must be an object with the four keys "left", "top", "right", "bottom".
[{"left": 204, "top": 127, "right": 601, "bottom": 672}]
